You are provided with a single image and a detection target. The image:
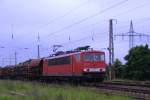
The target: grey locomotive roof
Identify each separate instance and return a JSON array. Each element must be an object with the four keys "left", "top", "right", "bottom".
[{"left": 44, "top": 50, "right": 104, "bottom": 60}]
